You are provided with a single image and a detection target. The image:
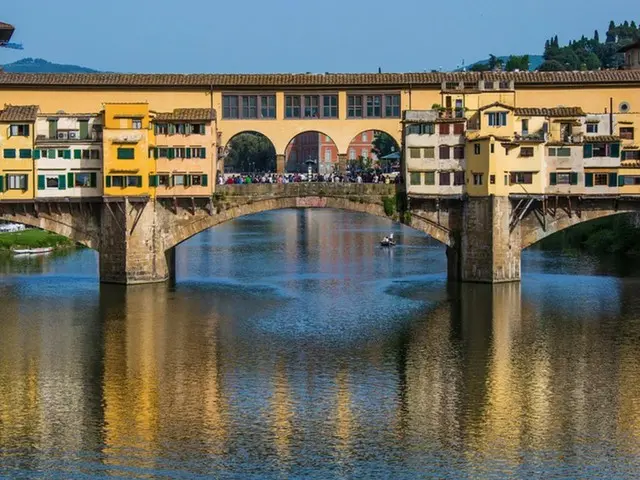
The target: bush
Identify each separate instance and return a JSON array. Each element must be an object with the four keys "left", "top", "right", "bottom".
[{"left": 383, "top": 196, "right": 396, "bottom": 217}]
